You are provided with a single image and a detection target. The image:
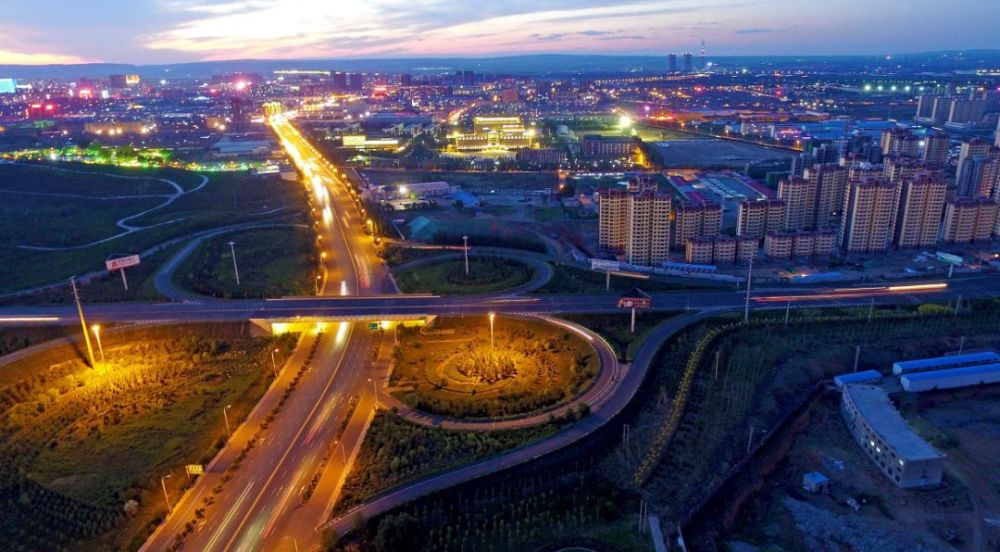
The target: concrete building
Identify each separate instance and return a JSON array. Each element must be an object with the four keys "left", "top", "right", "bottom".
[
  {"left": 581, "top": 135, "right": 637, "bottom": 159},
  {"left": 833, "top": 370, "right": 882, "bottom": 389},
  {"left": 880, "top": 128, "right": 920, "bottom": 158},
  {"left": 764, "top": 232, "right": 794, "bottom": 259},
  {"left": 955, "top": 139, "right": 995, "bottom": 196},
  {"left": 598, "top": 188, "right": 671, "bottom": 266},
  {"left": 921, "top": 131, "right": 950, "bottom": 166},
  {"left": 684, "top": 237, "right": 715, "bottom": 264},
  {"left": 840, "top": 178, "right": 898, "bottom": 253},
  {"left": 671, "top": 200, "right": 722, "bottom": 249},
  {"left": 893, "top": 176, "right": 947, "bottom": 249},
  {"left": 736, "top": 199, "right": 785, "bottom": 239},
  {"left": 712, "top": 236, "right": 737, "bottom": 265},
  {"left": 883, "top": 155, "right": 939, "bottom": 184},
  {"left": 736, "top": 237, "right": 759, "bottom": 263},
  {"left": 942, "top": 198, "right": 998, "bottom": 243},
  {"left": 841, "top": 384, "right": 945, "bottom": 489},
  {"left": 453, "top": 116, "right": 534, "bottom": 151},
  {"left": 805, "top": 164, "right": 848, "bottom": 228},
  {"left": 778, "top": 176, "right": 815, "bottom": 231}
]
